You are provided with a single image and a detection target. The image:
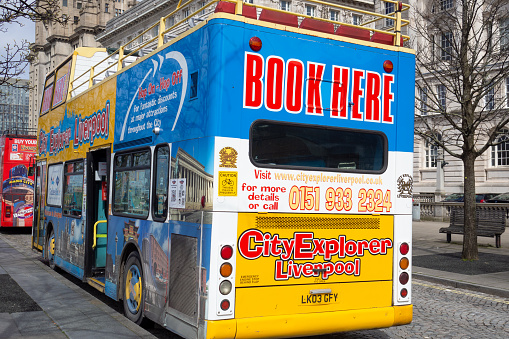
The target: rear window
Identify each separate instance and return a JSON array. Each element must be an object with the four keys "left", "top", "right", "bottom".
[{"left": 250, "top": 120, "right": 387, "bottom": 173}]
